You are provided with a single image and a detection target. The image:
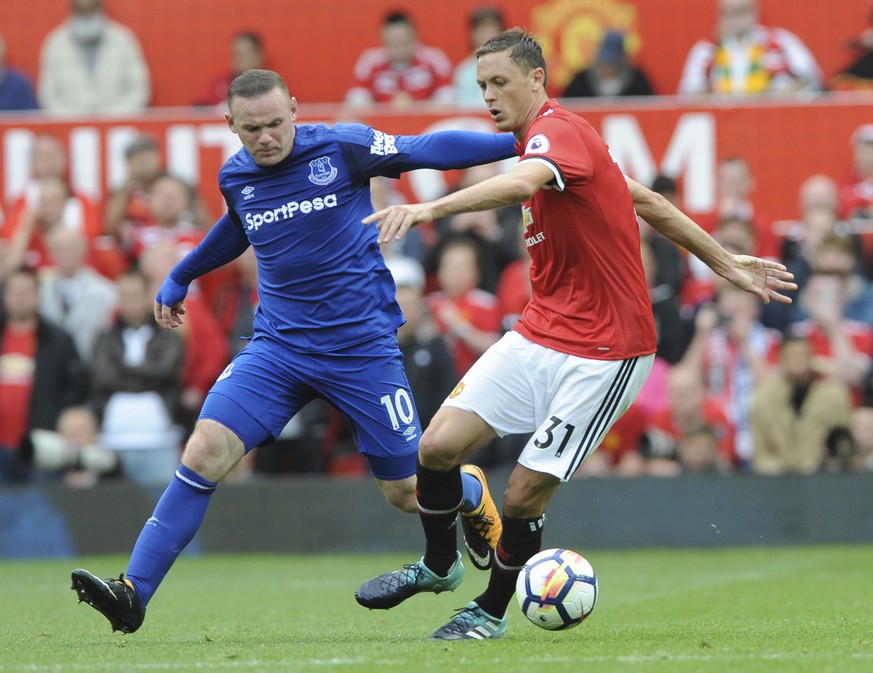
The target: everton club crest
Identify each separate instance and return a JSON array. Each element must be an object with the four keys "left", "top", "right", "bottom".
[{"left": 308, "top": 156, "right": 338, "bottom": 186}]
